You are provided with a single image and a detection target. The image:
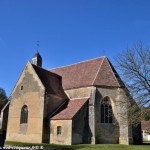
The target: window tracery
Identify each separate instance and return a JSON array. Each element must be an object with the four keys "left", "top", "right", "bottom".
[{"left": 101, "top": 97, "right": 113, "bottom": 123}]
